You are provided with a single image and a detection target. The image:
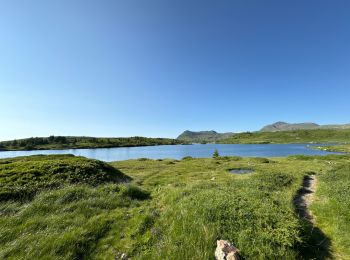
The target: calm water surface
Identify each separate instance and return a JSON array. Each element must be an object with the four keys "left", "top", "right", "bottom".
[{"left": 0, "top": 143, "right": 340, "bottom": 162}]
